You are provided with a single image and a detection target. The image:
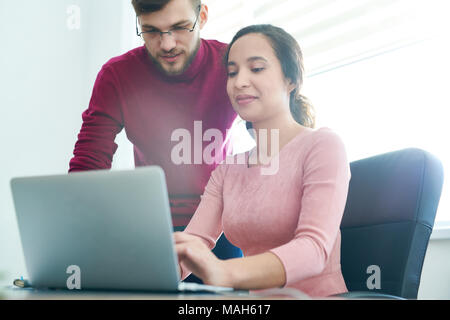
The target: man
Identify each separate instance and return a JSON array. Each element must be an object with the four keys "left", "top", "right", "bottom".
[{"left": 69, "top": 0, "right": 242, "bottom": 279}]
